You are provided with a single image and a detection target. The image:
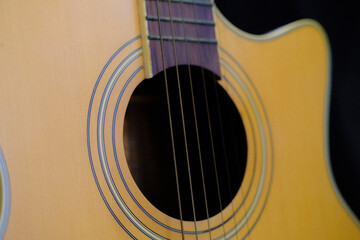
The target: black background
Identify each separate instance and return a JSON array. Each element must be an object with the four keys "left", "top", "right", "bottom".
[{"left": 215, "top": 0, "right": 360, "bottom": 220}]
